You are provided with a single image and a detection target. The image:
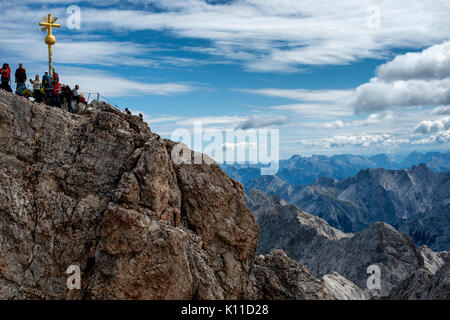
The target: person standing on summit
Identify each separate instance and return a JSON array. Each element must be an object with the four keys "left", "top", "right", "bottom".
[
  {"left": 30, "top": 75, "right": 43, "bottom": 103},
  {"left": 15, "top": 63, "right": 27, "bottom": 93},
  {"left": 0, "top": 63, "right": 12, "bottom": 92},
  {"left": 42, "top": 71, "right": 52, "bottom": 105},
  {"left": 52, "top": 78, "right": 62, "bottom": 108}
]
